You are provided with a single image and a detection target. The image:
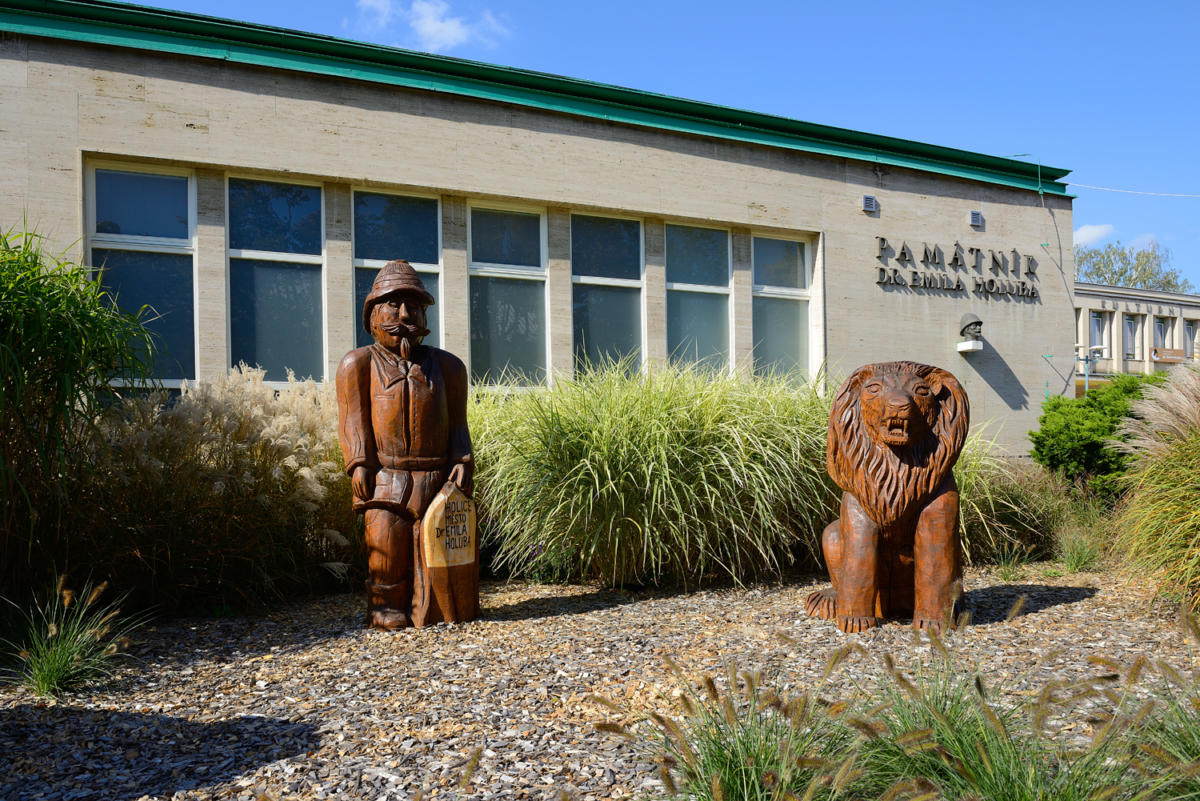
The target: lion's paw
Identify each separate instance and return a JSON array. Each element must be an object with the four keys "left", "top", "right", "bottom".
[
  {"left": 913, "top": 616, "right": 952, "bottom": 635},
  {"left": 806, "top": 589, "right": 838, "bottom": 619},
  {"left": 837, "top": 614, "right": 880, "bottom": 633}
]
